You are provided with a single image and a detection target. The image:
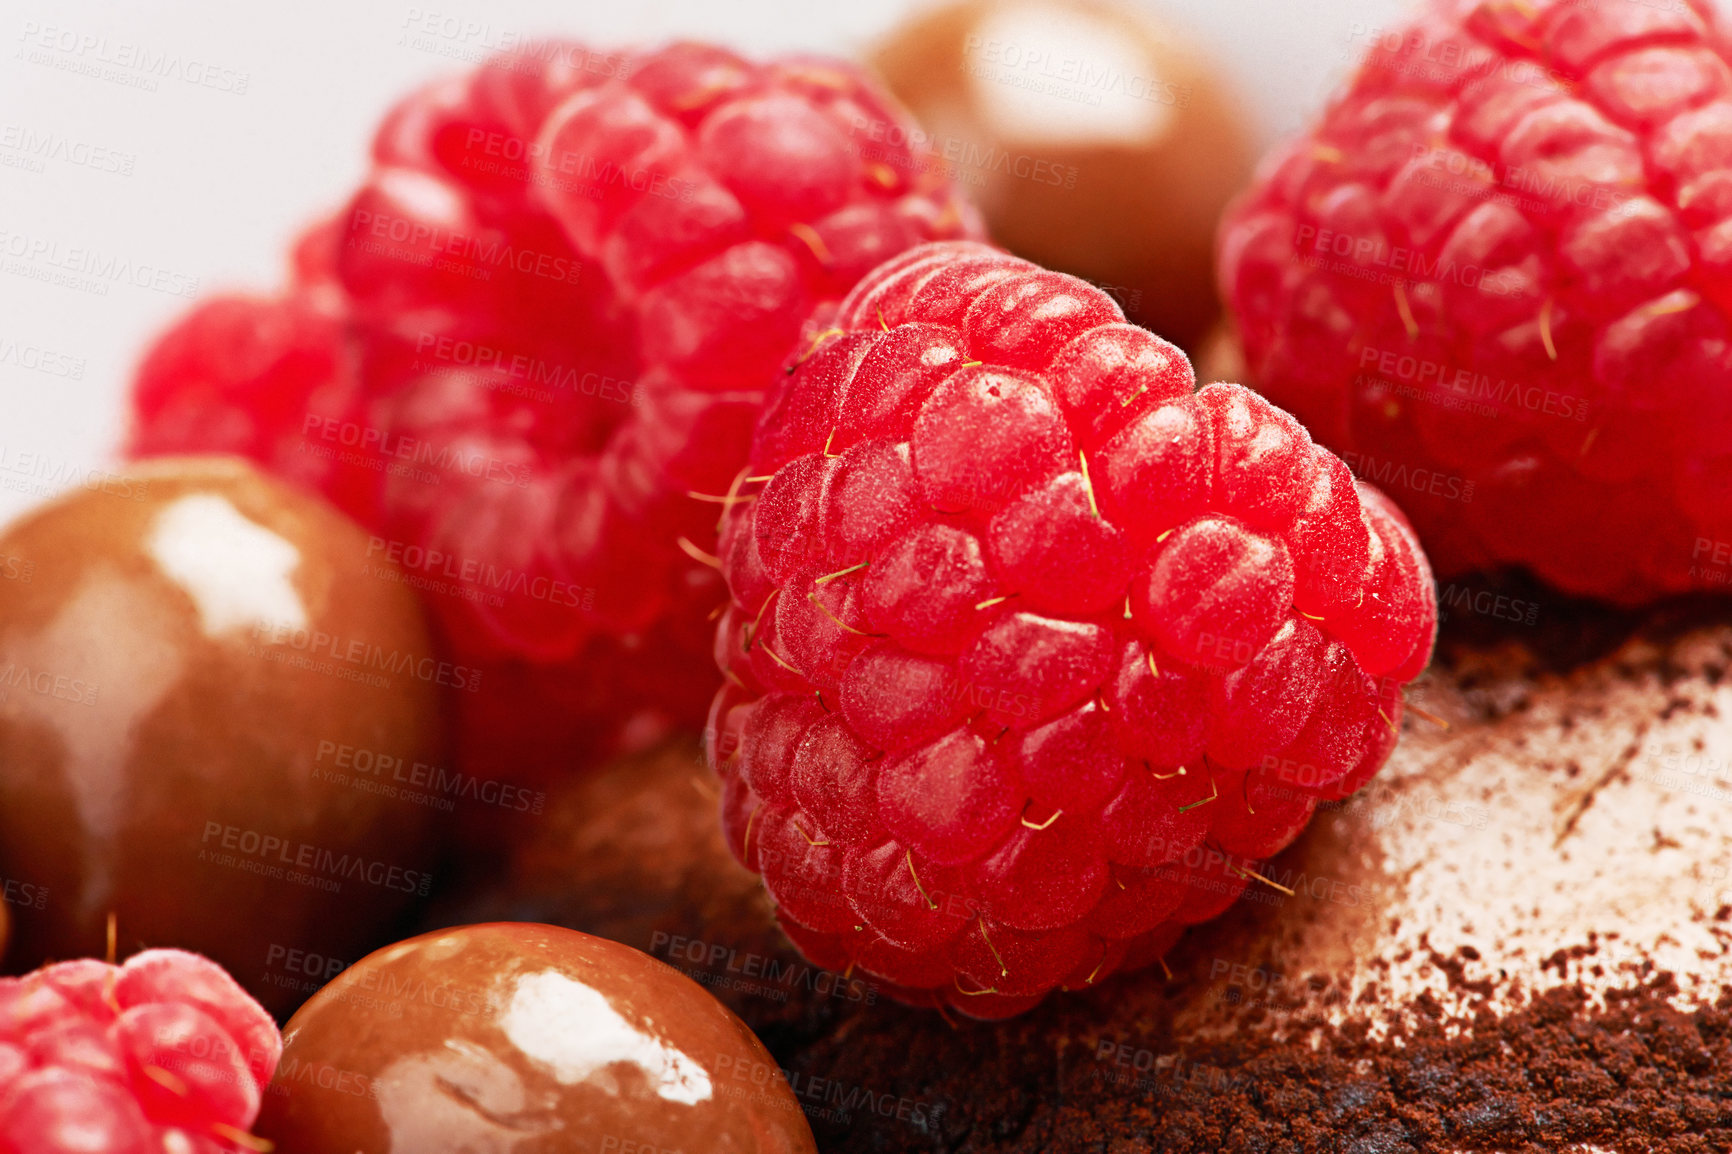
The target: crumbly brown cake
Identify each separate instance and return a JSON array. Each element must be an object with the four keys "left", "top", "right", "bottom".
[{"left": 428, "top": 586, "right": 1732, "bottom": 1153}]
